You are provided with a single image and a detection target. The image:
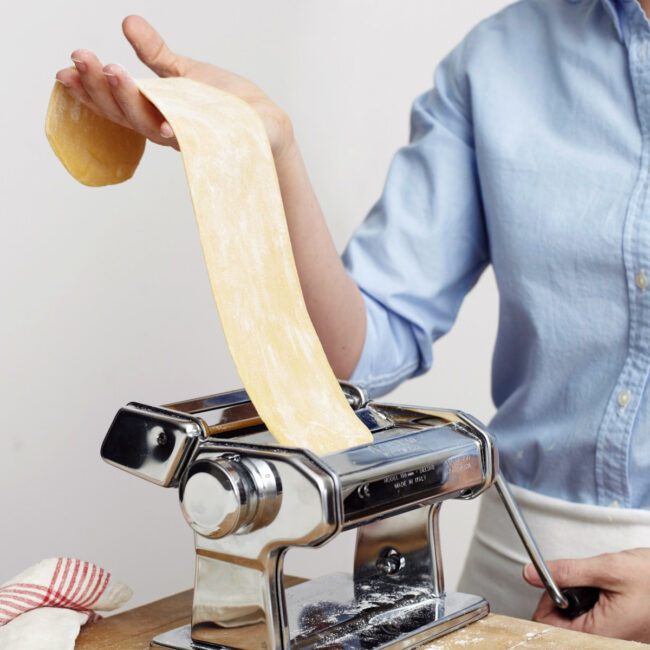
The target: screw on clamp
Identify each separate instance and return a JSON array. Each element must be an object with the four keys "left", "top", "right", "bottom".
[{"left": 376, "top": 548, "right": 405, "bottom": 575}]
